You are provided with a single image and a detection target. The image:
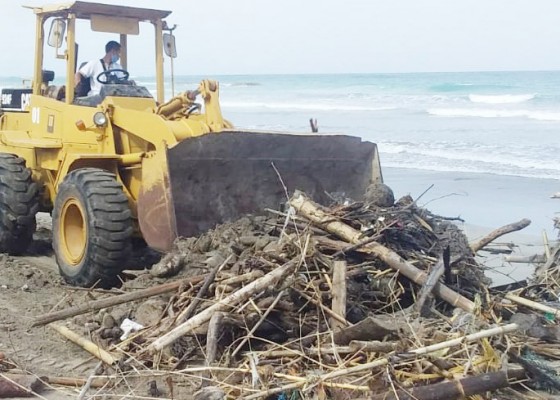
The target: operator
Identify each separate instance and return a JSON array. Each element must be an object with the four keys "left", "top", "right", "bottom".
[{"left": 74, "top": 40, "right": 123, "bottom": 96}]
